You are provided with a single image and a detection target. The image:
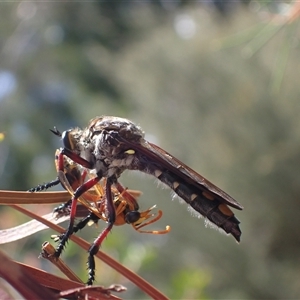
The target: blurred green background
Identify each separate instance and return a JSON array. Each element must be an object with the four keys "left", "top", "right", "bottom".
[{"left": 0, "top": 1, "right": 300, "bottom": 299}]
